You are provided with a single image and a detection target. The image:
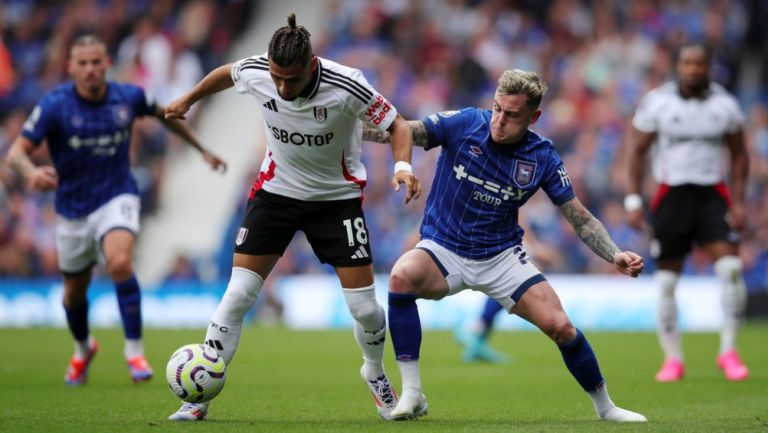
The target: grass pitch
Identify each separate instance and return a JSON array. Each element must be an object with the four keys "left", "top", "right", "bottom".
[{"left": 1, "top": 324, "right": 766, "bottom": 433}]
